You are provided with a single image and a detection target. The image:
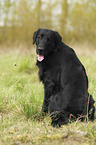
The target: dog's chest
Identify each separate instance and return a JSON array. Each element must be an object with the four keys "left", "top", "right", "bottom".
[{"left": 38, "top": 65, "right": 61, "bottom": 94}]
